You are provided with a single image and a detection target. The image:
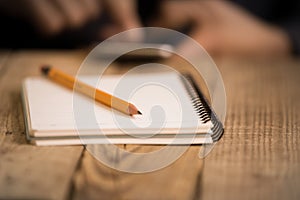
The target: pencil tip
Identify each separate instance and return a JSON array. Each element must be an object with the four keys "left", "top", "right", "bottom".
[
  {"left": 41, "top": 65, "right": 51, "bottom": 75},
  {"left": 128, "top": 104, "right": 142, "bottom": 116}
]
